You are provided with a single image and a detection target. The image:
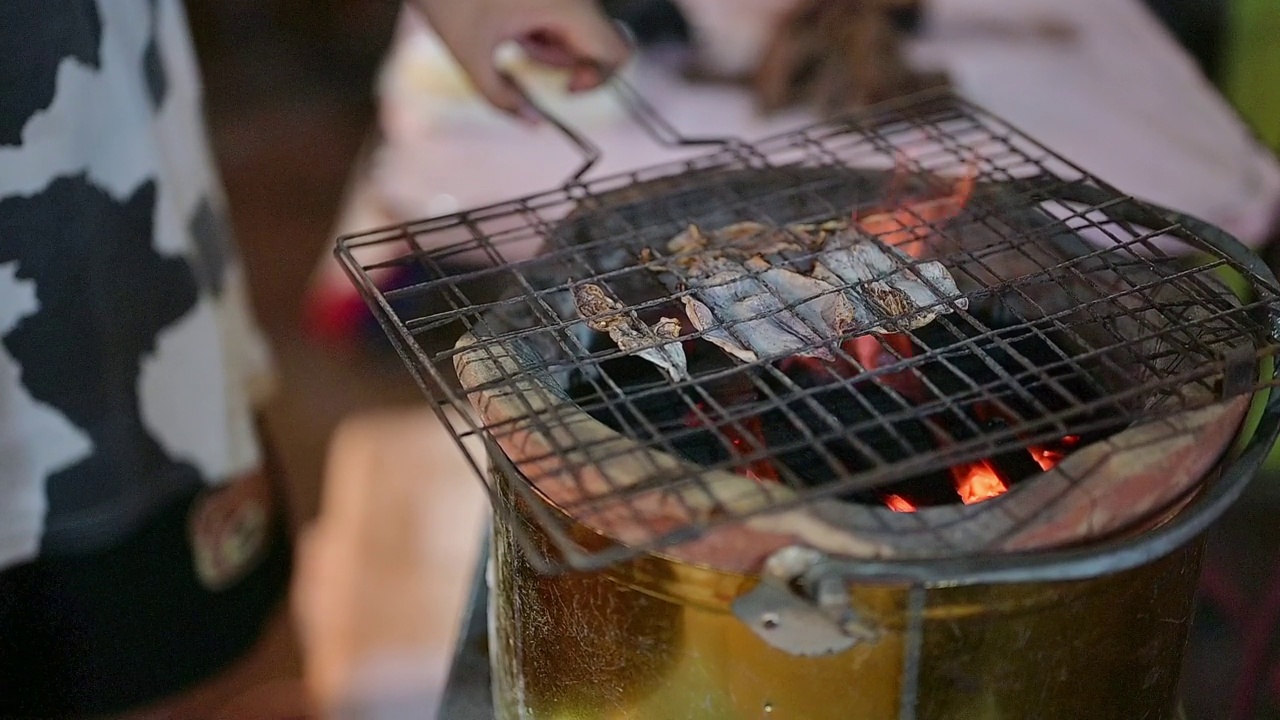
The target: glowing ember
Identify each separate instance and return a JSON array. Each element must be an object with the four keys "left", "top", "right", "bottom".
[
  {"left": 1028, "top": 435, "right": 1082, "bottom": 472},
  {"left": 685, "top": 405, "right": 780, "bottom": 482},
  {"left": 886, "top": 433, "right": 1084, "bottom": 513},
  {"left": 1028, "top": 447, "right": 1063, "bottom": 472},
  {"left": 849, "top": 333, "right": 912, "bottom": 369},
  {"left": 951, "top": 460, "right": 1008, "bottom": 505},
  {"left": 847, "top": 333, "right": 923, "bottom": 400},
  {"left": 883, "top": 494, "right": 917, "bottom": 513}
]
